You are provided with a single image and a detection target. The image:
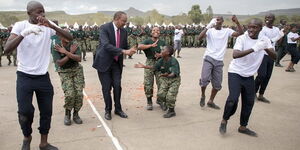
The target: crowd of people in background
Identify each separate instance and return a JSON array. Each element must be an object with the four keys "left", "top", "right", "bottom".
[{"left": 2, "top": 1, "right": 300, "bottom": 148}]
